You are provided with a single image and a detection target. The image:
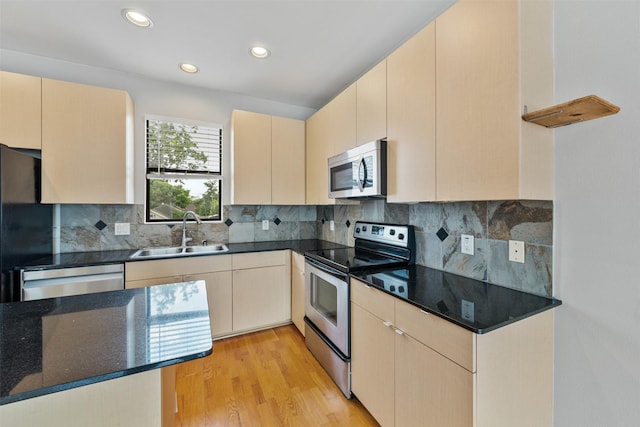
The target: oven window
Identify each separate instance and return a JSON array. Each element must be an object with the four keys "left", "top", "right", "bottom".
[
  {"left": 310, "top": 274, "right": 339, "bottom": 326},
  {"left": 330, "top": 162, "right": 354, "bottom": 192}
]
